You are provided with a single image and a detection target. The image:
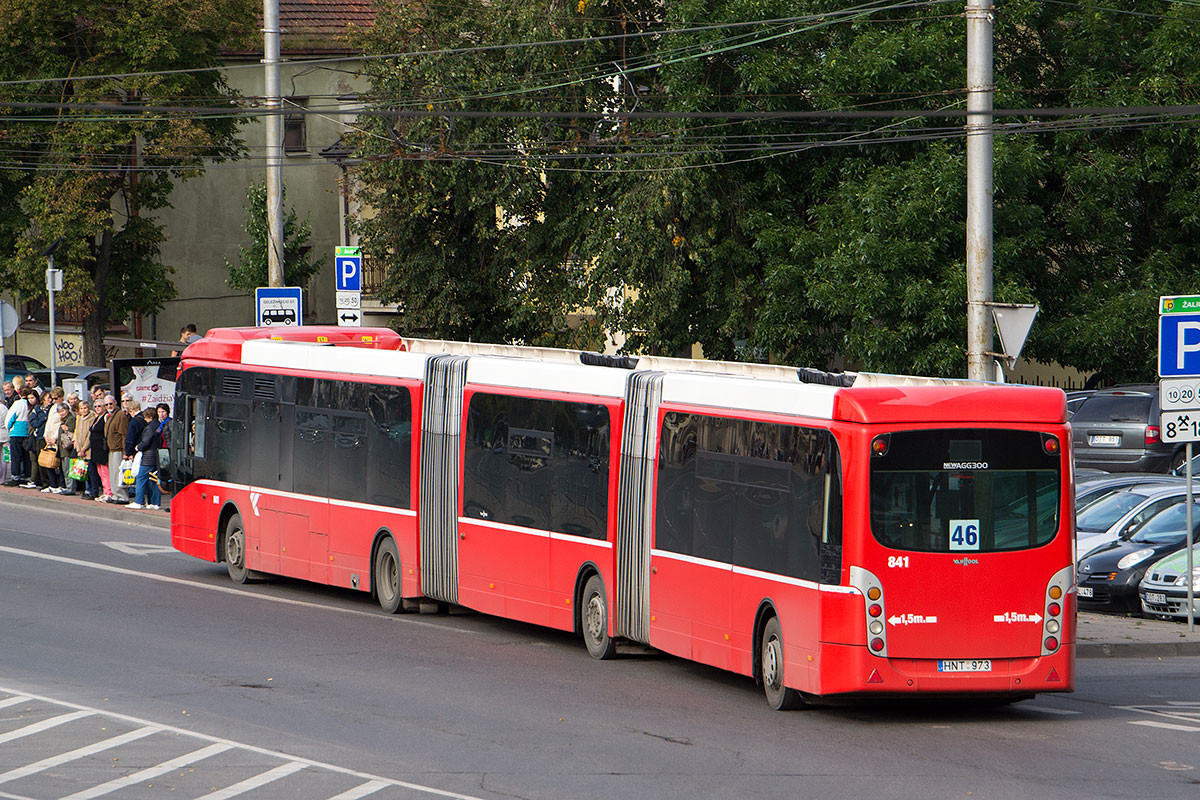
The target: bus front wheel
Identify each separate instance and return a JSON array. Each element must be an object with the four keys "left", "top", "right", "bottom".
[
  {"left": 582, "top": 575, "right": 616, "bottom": 660},
  {"left": 224, "top": 513, "right": 250, "bottom": 584},
  {"left": 761, "top": 616, "right": 802, "bottom": 710},
  {"left": 373, "top": 537, "right": 403, "bottom": 614}
]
